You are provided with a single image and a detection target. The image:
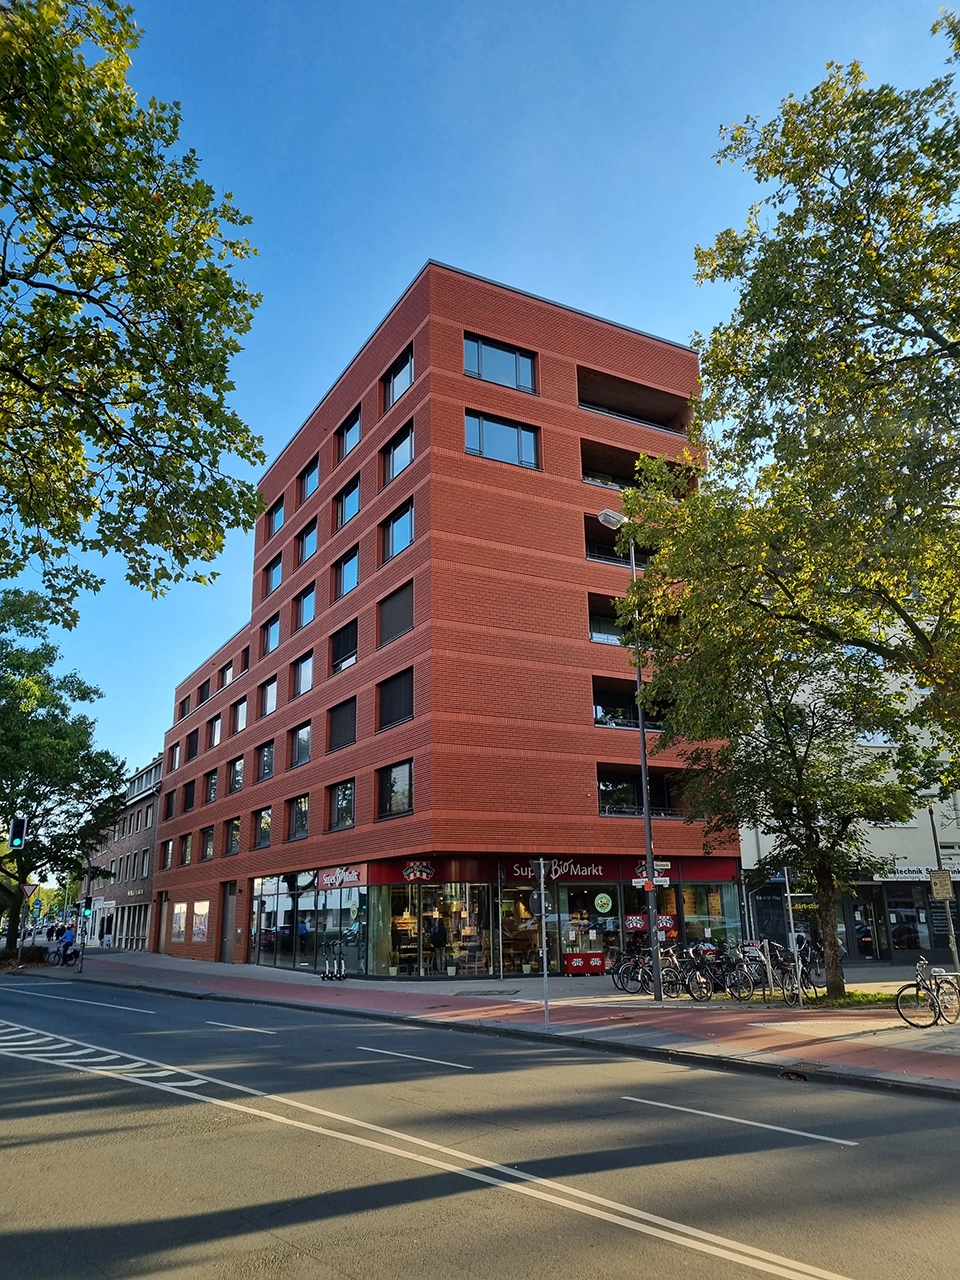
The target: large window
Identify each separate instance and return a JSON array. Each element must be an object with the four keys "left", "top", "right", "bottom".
[
  {"left": 328, "top": 698, "right": 356, "bottom": 751},
  {"left": 465, "top": 412, "right": 539, "bottom": 469},
  {"left": 464, "top": 334, "right": 535, "bottom": 392},
  {"left": 267, "top": 499, "right": 284, "bottom": 538},
  {"left": 293, "top": 650, "right": 314, "bottom": 696},
  {"left": 378, "top": 580, "right": 413, "bottom": 646},
  {"left": 329, "top": 779, "right": 355, "bottom": 830},
  {"left": 289, "top": 795, "right": 309, "bottom": 840},
  {"left": 381, "top": 500, "right": 413, "bottom": 562},
  {"left": 262, "top": 614, "right": 280, "bottom": 655},
  {"left": 295, "top": 584, "right": 316, "bottom": 630},
  {"left": 257, "top": 741, "right": 275, "bottom": 782},
  {"left": 260, "top": 677, "right": 278, "bottom": 717},
  {"left": 597, "top": 771, "right": 674, "bottom": 817},
  {"left": 378, "top": 667, "right": 413, "bottom": 731},
  {"left": 335, "top": 546, "right": 359, "bottom": 599},
  {"left": 300, "top": 456, "right": 319, "bottom": 503},
  {"left": 383, "top": 346, "right": 413, "bottom": 411},
  {"left": 378, "top": 759, "right": 413, "bottom": 818},
  {"left": 382, "top": 422, "right": 413, "bottom": 486},
  {"left": 335, "top": 477, "right": 360, "bottom": 528},
  {"left": 297, "top": 520, "right": 318, "bottom": 565},
  {"left": 264, "top": 555, "right": 282, "bottom": 596},
  {"left": 291, "top": 721, "right": 312, "bottom": 767},
  {"left": 331, "top": 619, "right": 358, "bottom": 673},
  {"left": 254, "top": 807, "right": 272, "bottom": 848},
  {"left": 337, "top": 408, "right": 361, "bottom": 461}
]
